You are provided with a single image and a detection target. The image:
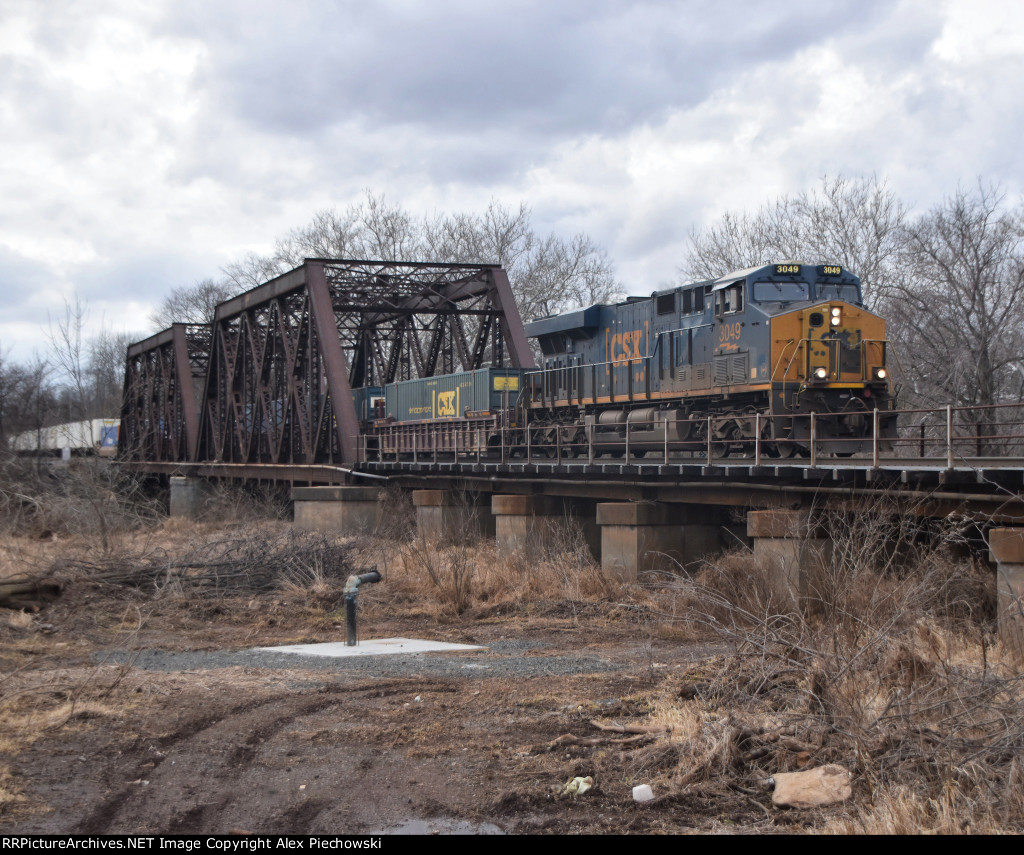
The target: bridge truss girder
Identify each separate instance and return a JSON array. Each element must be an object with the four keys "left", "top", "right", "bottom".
[
  {"left": 120, "top": 324, "right": 211, "bottom": 463},
  {"left": 194, "top": 259, "right": 533, "bottom": 466}
]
